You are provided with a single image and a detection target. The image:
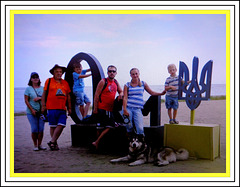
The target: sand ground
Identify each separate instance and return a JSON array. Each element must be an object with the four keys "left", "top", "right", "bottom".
[{"left": 14, "top": 100, "right": 226, "bottom": 174}]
